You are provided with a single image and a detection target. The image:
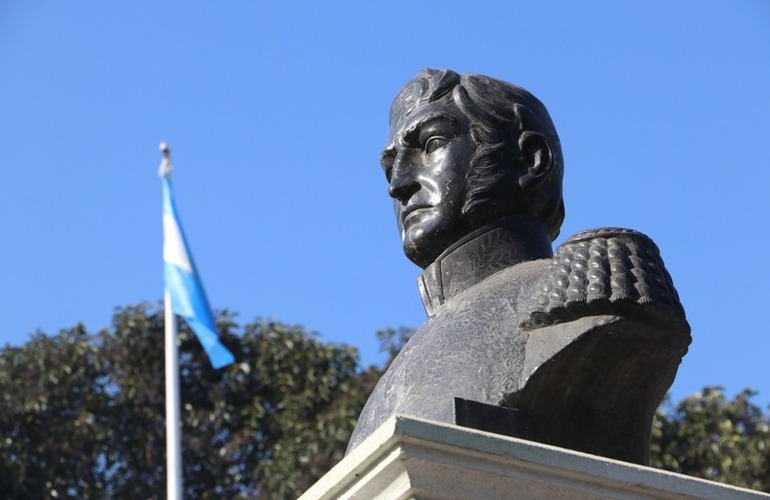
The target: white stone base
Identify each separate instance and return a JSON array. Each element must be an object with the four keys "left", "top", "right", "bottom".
[{"left": 300, "top": 416, "right": 769, "bottom": 500}]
